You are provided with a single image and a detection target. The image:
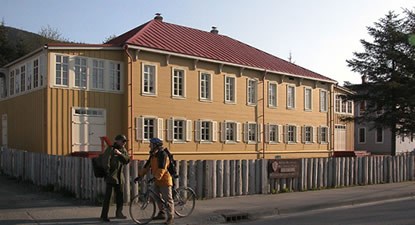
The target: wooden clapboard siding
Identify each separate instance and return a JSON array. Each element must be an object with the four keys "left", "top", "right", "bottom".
[{"left": 0, "top": 88, "right": 46, "bottom": 152}]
